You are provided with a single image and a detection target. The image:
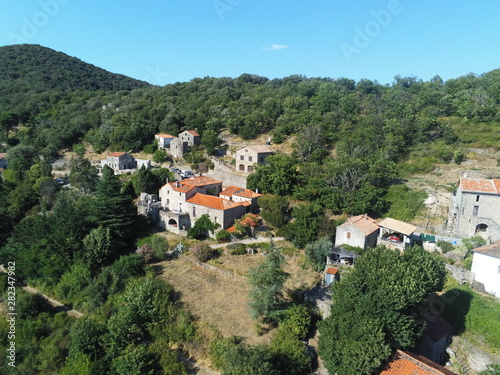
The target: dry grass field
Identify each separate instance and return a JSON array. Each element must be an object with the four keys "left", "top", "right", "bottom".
[{"left": 155, "top": 250, "right": 320, "bottom": 347}]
